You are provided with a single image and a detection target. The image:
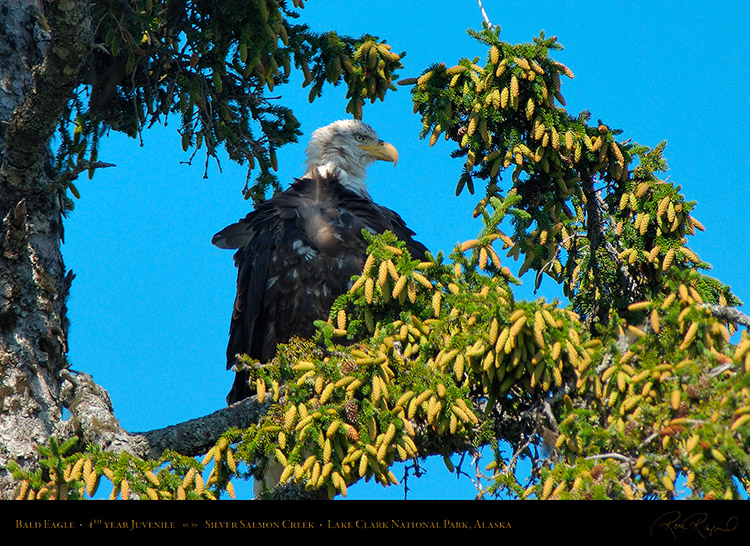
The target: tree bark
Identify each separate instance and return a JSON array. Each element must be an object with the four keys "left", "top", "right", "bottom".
[{"left": 0, "top": 0, "right": 91, "bottom": 499}]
